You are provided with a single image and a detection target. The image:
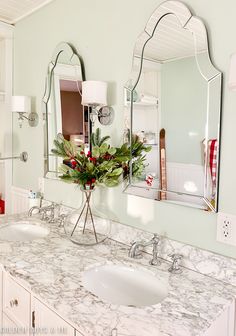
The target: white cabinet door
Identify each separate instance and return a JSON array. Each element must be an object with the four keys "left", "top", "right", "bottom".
[
  {"left": 2, "top": 313, "right": 27, "bottom": 336},
  {"left": 2, "top": 272, "right": 31, "bottom": 330},
  {"left": 0, "top": 268, "right": 2, "bottom": 327},
  {"left": 204, "top": 300, "right": 235, "bottom": 336},
  {"left": 32, "top": 298, "right": 75, "bottom": 336}
]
